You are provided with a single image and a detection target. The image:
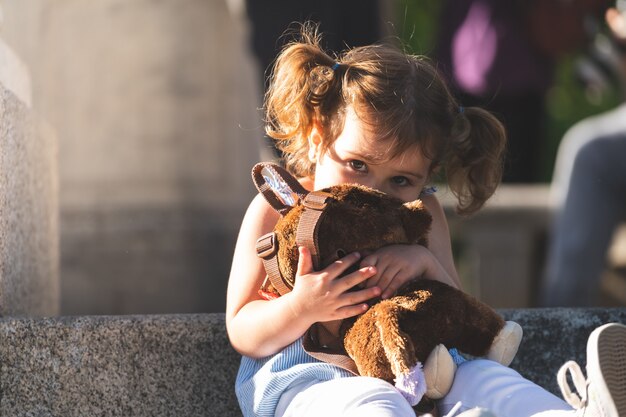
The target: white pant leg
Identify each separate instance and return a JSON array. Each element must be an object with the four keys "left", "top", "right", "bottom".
[
  {"left": 275, "top": 376, "right": 415, "bottom": 417},
  {"left": 439, "top": 360, "right": 574, "bottom": 417}
]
